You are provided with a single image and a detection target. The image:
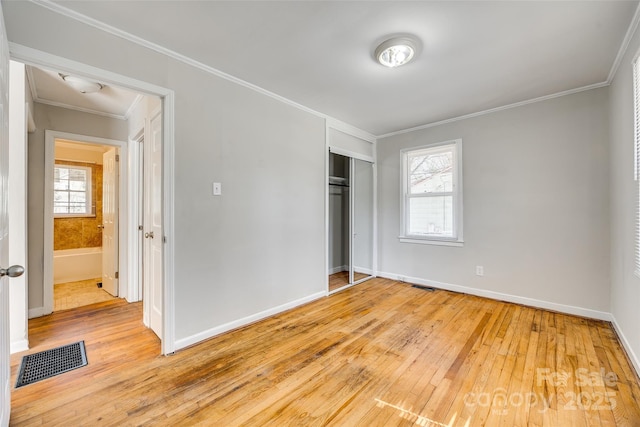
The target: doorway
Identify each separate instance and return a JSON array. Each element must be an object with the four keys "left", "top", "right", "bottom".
[
  {"left": 328, "top": 151, "right": 375, "bottom": 293},
  {"left": 50, "top": 139, "right": 119, "bottom": 311},
  {"left": 6, "top": 51, "right": 175, "bottom": 355}
]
